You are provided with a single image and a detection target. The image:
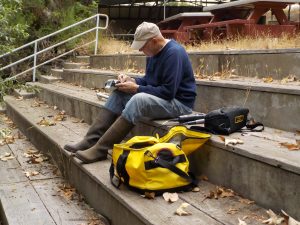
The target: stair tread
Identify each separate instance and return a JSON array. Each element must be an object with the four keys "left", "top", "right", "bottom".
[
  {"left": 27, "top": 81, "right": 300, "bottom": 175},
  {"left": 3, "top": 95, "right": 269, "bottom": 225},
  {"left": 62, "top": 68, "right": 300, "bottom": 93},
  {"left": 0, "top": 113, "right": 106, "bottom": 225}
]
